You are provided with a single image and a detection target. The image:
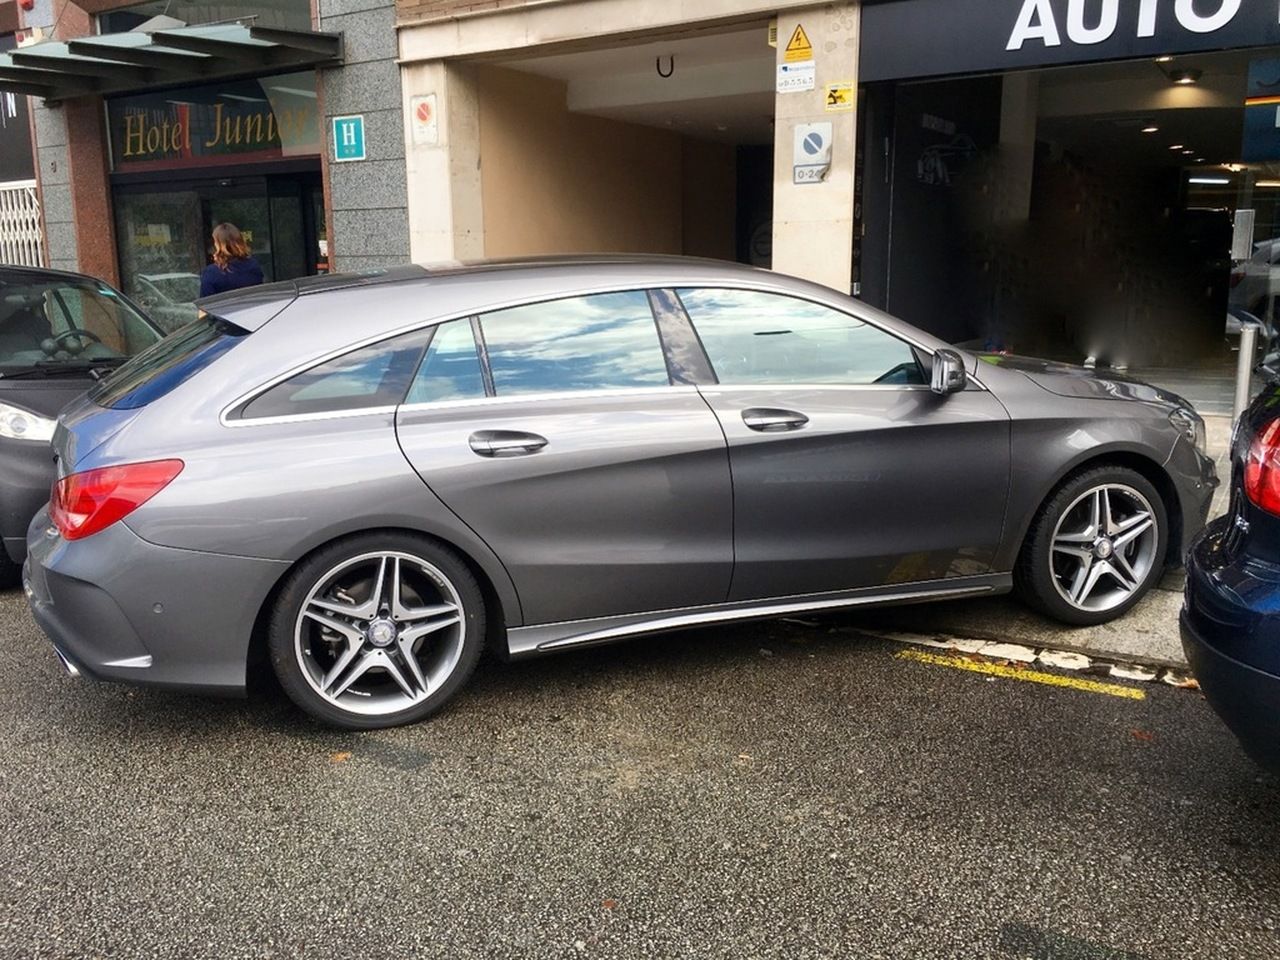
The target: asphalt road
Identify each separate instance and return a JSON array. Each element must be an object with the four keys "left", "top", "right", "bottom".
[{"left": 1, "top": 589, "right": 1278, "bottom": 960}]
